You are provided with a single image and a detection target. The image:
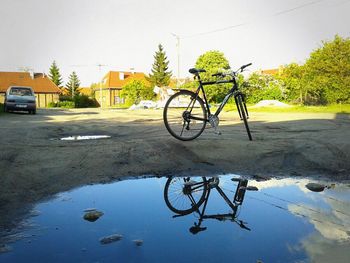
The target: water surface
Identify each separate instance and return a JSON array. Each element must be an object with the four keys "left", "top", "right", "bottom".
[{"left": 1, "top": 175, "right": 349, "bottom": 263}]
